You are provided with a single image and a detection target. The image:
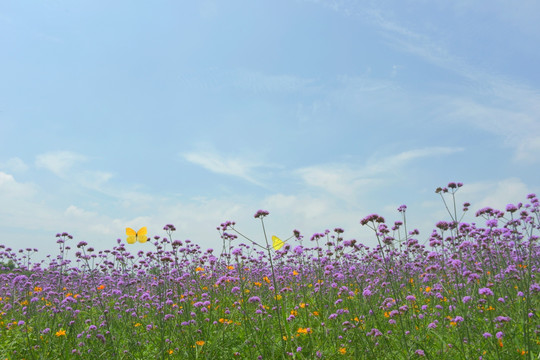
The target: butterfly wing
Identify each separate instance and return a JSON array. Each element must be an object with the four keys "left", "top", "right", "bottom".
[
  {"left": 136, "top": 227, "right": 148, "bottom": 243},
  {"left": 272, "top": 235, "right": 284, "bottom": 250},
  {"left": 126, "top": 227, "right": 137, "bottom": 244}
]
